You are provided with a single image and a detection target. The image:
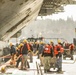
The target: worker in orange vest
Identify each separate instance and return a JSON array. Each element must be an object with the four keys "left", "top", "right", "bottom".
[
  {"left": 9, "top": 43, "right": 16, "bottom": 65},
  {"left": 19, "top": 40, "right": 30, "bottom": 70},
  {"left": 15, "top": 43, "right": 23, "bottom": 68},
  {"left": 54, "top": 41, "right": 64, "bottom": 73},
  {"left": 69, "top": 43, "right": 74, "bottom": 60},
  {"left": 42, "top": 43, "right": 53, "bottom": 73},
  {"left": 69, "top": 43, "right": 74, "bottom": 54},
  {"left": 28, "top": 42, "right": 33, "bottom": 63}
]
